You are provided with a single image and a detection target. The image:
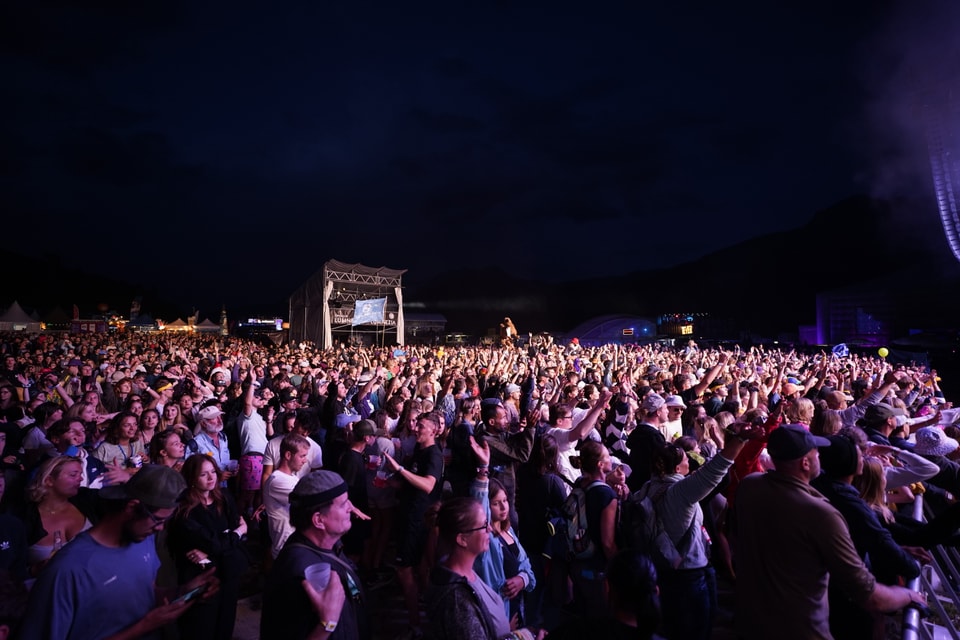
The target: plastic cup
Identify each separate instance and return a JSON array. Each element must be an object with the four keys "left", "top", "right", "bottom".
[
  {"left": 304, "top": 563, "right": 331, "bottom": 590},
  {"left": 224, "top": 460, "right": 239, "bottom": 474},
  {"left": 365, "top": 454, "right": 381, "bottom": 471},
  {"left": 373, "top": 469, "right": 392, "bottom": 489}
]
